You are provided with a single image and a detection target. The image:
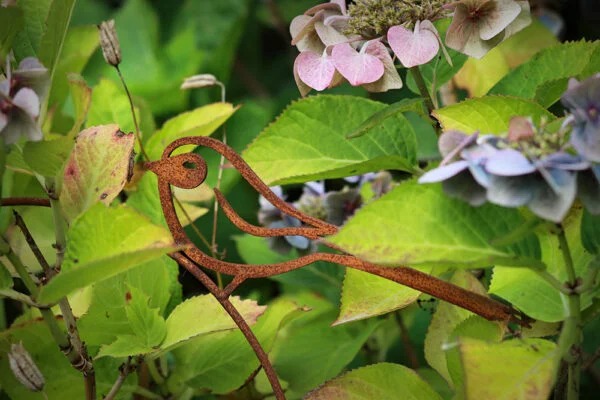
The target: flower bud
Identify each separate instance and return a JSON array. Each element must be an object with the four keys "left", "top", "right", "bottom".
[
  {"left": 98, "top": 20, "right": 122, "bottom": 67},
  {"left": 180, "top": 74, "right": 218, "bottom": 90},
  {"left": 8, "top": 342, "right": 45, "bottom": 392}
]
